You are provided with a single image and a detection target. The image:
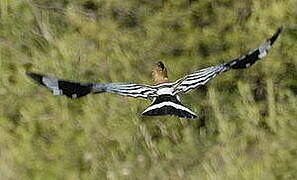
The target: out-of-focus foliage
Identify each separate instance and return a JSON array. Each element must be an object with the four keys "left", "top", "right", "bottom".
[{"left": 0, "top": 0, "right": 296, "bottom": 179}]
